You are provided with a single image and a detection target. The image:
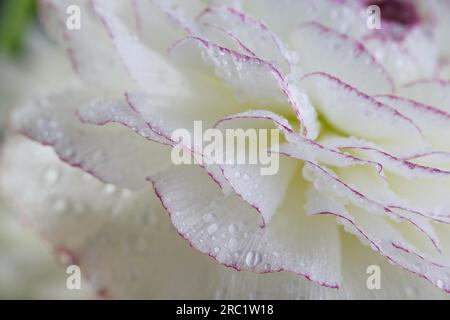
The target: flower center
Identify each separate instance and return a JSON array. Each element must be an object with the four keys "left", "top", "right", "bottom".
[{"left": 366, "top": 0, "right": 419, "bottom": 27}]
